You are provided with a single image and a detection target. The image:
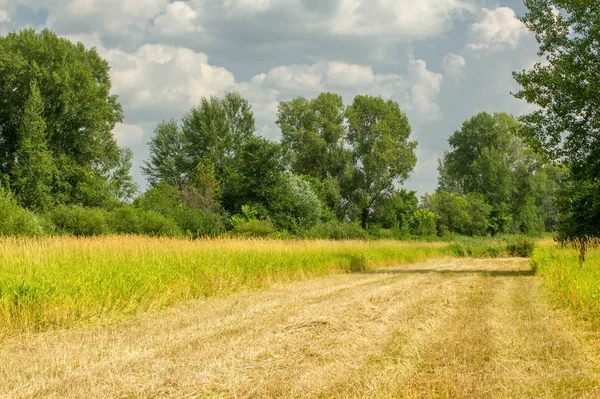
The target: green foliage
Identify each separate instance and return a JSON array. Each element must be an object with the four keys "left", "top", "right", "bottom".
[
  {"left": 0, "top": 29, "right": 132, "bottom": 208},
  {"left": 410, "top": 209, "right": 438, "bottom": 237},
  {"left": 106, "top": 207, "right": 182, "bottom": 237},
  {"left": 423, "top": 191, "right": 491, "bottom": 236},
  {"left": 302, "top": 221, "right": 368, "bottom": 240},
  {"left": 229, "top": 219, "right": 277, "bottom": 238},
  {"left": 11, "top": 81, "right": 56, "bottom": 211},
  {"left": 277, "top": 93, "right": 350, "bottom": 182},
  {"left": 513, "top": 1, "right": 600, "bottom": 238},
  {"left": 271, "top": 174, "right": 323, "bottom": 232},
  {"left": 0, "top": 188, "right": 46, "bottom": 236},
  {"left": 142, "top": 120, "right": 187, "bottom": 188},
  {"left": 506, "top": 237, "right": 536, "bottom": 258},
  {"left": 135, "top": 180, "right": 225, "bottom": 238},
  {"left": 438, "top": 112, "right": 561, "bottom": 235},
  {"left": 48, "top": 206, "right": 110, "bottom": 236},
  {"left": 346, "top": 95, "right": 417, "bottom": 228}
]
